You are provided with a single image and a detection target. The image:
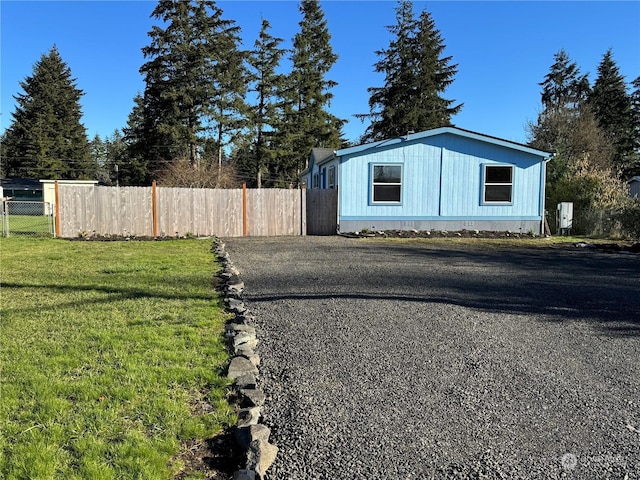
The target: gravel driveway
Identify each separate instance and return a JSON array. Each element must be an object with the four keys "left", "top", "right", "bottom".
[{"left": 223, "top": 236, "right": 640, "bottom": 479}]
